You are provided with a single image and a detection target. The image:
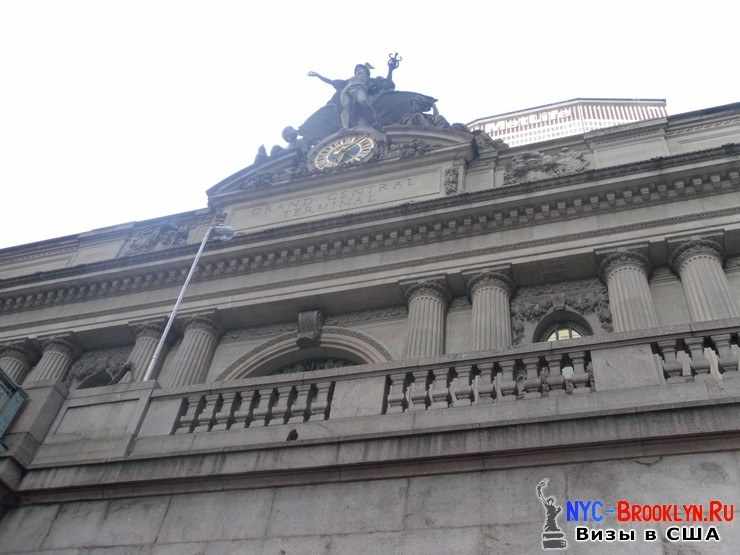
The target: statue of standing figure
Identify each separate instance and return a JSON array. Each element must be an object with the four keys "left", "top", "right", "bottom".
[{"left": 307, "top": 53, "right": 401, "bottom": 129}]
